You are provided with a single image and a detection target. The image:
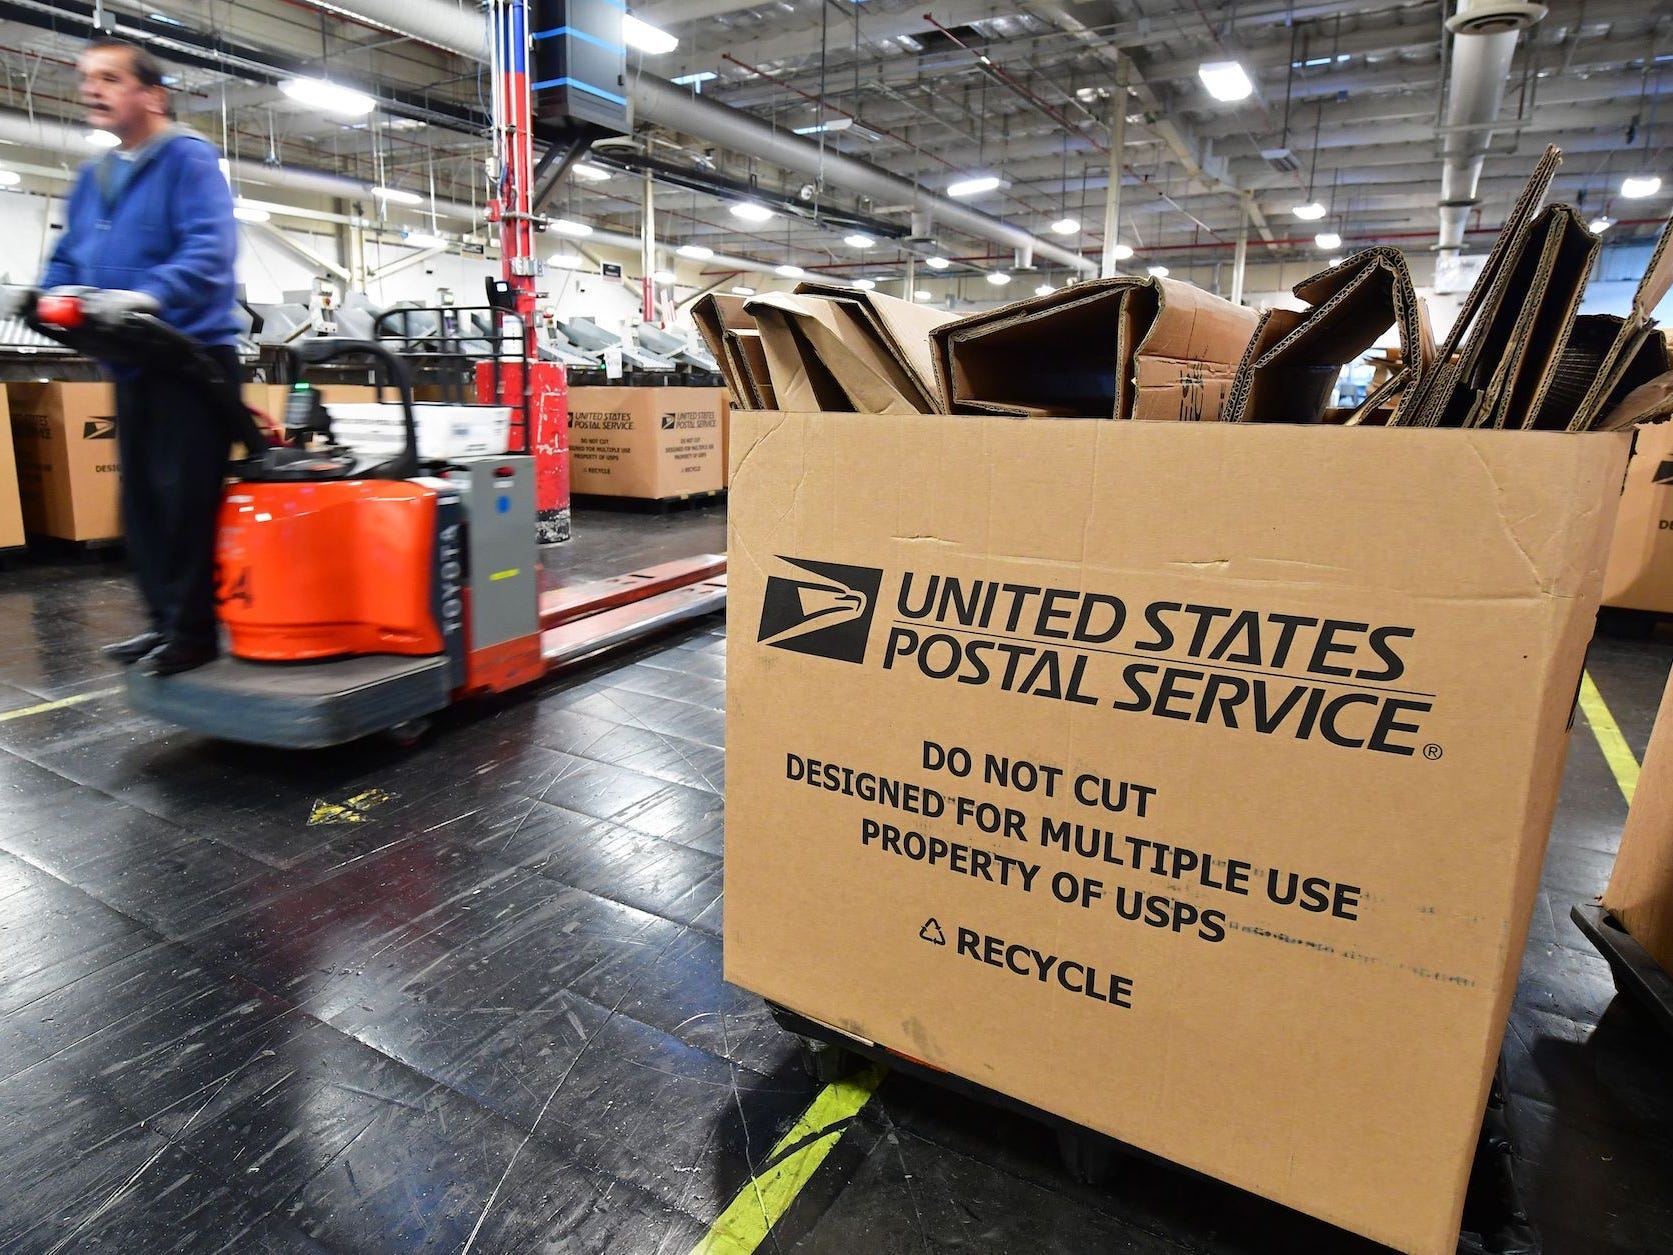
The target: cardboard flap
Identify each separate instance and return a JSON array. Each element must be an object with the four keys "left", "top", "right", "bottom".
[
  {"left": 725, "top": 329, "right": 777, "bottom": 410},
  {"left": 795, "top": 281, "right": 955, "bottom": 408},
  {"left": 747, "top": 292, "right": 929, "bottom": 414},
  {"left": 746, "top": 294, "right": 854, "bottom": 413},
  {"left": 1596, "top": 369, "right": 1673, "bottom": 430},
  {"left": 693, "top": 294, "right": 757, "bottom": 408},
  {"left": 1490, "top": 205, "right": 1598, "bottom": 430},
  {"left": 1633, "top": 213, "right": 1673, "bottom": 321}
]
